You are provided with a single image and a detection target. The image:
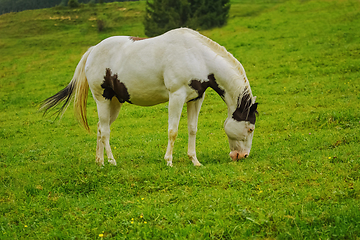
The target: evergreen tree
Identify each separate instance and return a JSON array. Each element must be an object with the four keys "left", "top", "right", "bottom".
[
  {"left": 68, "top": 0, "right": 79, "bottom": 8},
  {"left": 144, "top": 0, "right": 190, "bottom": 37},
  {"left": 188, "top": 0, "right": 230, "bottom": 29},
  {"left": 144, "top": 0, "right": 230, "bottom": 37}
]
